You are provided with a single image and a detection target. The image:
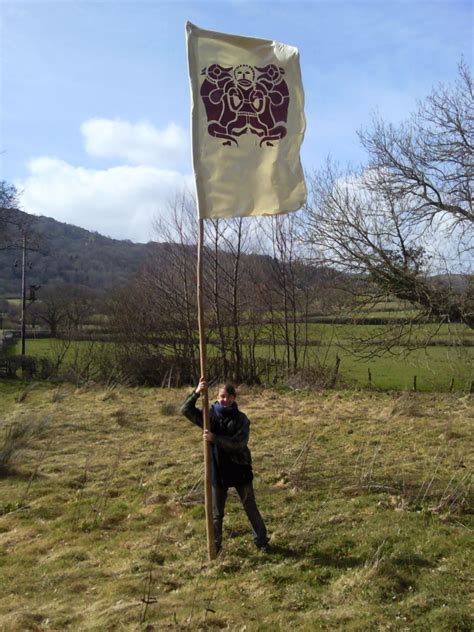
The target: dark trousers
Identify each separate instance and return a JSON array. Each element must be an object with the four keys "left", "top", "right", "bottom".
[{"left": 212, "top": 482, "right": 268, "bottom": 550}]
